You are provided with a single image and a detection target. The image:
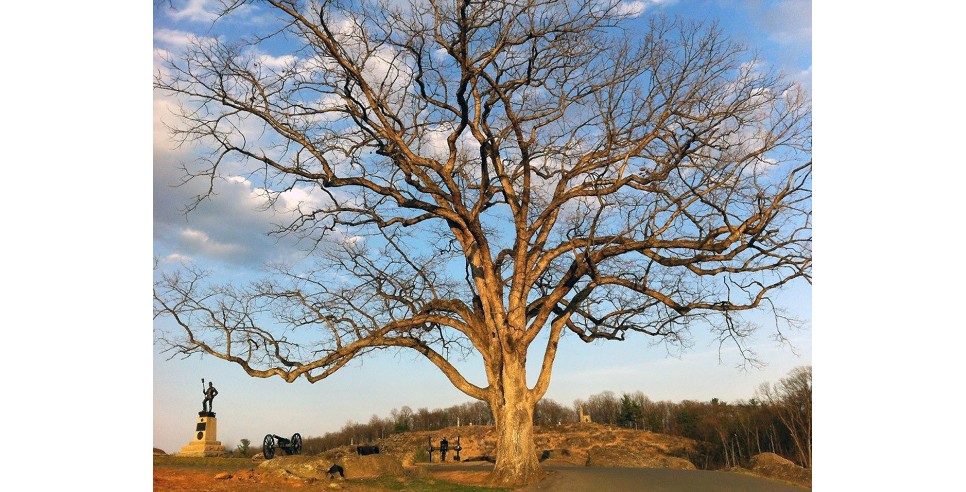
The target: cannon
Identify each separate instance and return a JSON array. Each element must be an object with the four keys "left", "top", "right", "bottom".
[
  {"left": 262, "top": 433, "right": 302, "bottom": 459},
  {"left": 356, "top": 445, "right": 380, "bottom": 455},
  {"left": 426, "top": 435, "right": 462, "bottom": 462}
]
